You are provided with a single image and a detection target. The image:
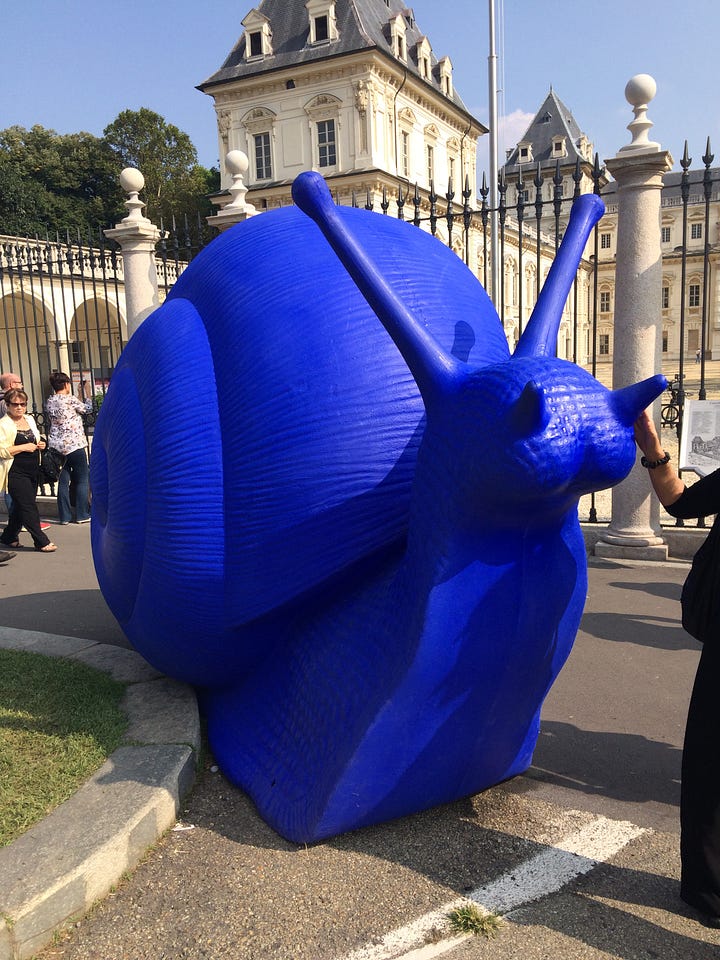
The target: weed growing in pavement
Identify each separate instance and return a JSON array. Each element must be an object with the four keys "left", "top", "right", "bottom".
[
  {"left": 0, "top": 649, "right": 127, "bottom": 846},
  {"left": 447, "top": 903, "right": 504, "bottom": 938}
]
